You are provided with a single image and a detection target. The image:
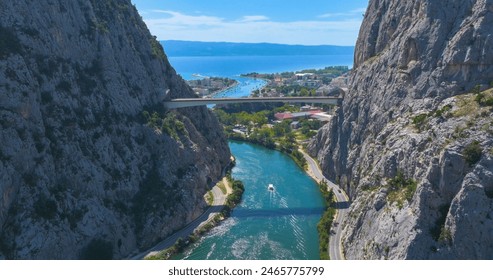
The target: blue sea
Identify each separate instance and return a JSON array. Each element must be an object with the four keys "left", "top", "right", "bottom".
[{"left": 168, "top": 55, "right": 353, "bottom": 97}]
